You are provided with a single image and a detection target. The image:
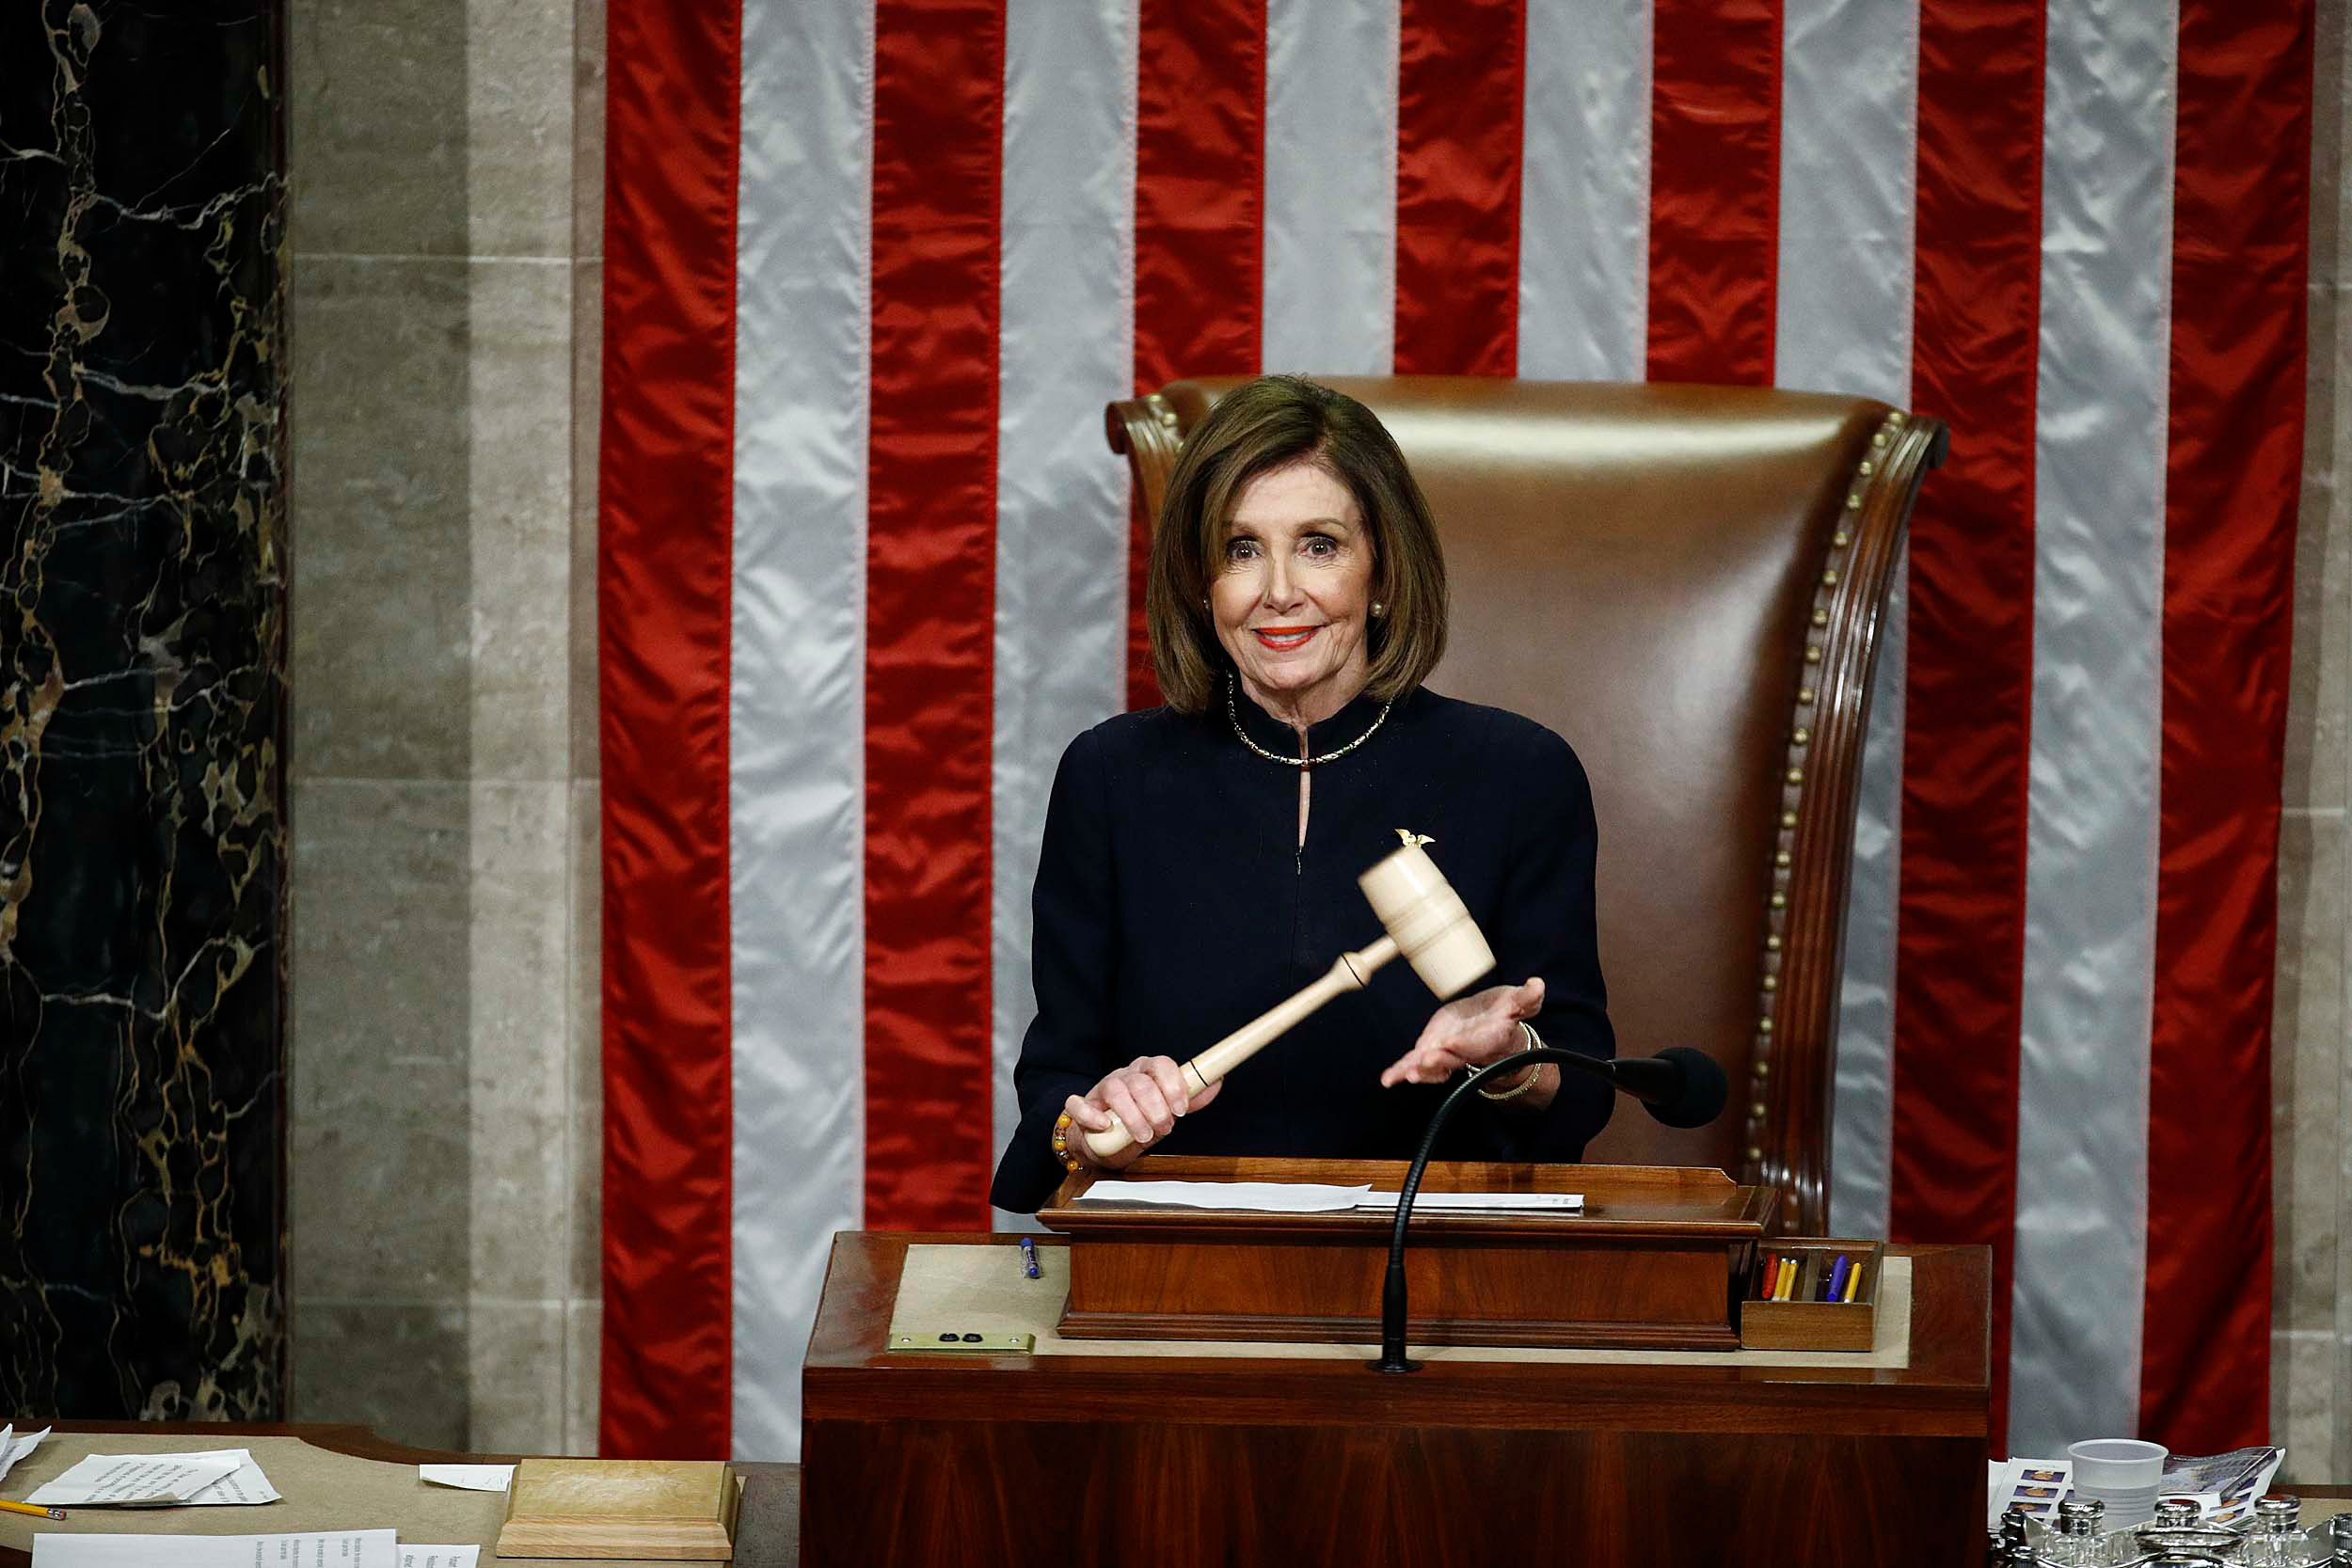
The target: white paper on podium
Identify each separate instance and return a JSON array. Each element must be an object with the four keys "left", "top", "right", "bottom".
[
  {"left": 32, "top": 1528, "right": 398, "bottom": 1565},
  {"left": 401, "top": 1548, "right": 483, "bottom": 1568},
  {"left": 169, "top": 1449, "right": 282, "bottom": 1505},
  {"left": 0, "top": 1426, "right": 51, "bottom": 1487},
  {"left": 419, "top": 1463, "right": 513, "bottom": 1492},
  {"left": 1356, "top": 1192, "right": 1585, "bottom": 1212},
  {"left": 1072, "top": 1180, "right": 1374, "bottom": 1212},
  {"left": 26, "top": 1452, "right": 243, "bottom": 1507}
]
